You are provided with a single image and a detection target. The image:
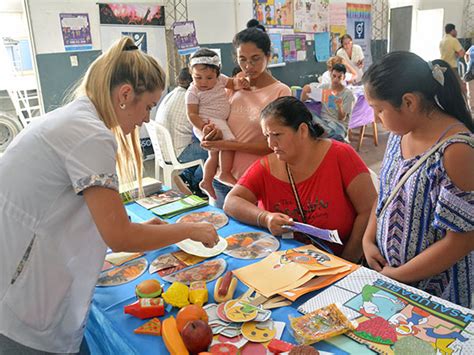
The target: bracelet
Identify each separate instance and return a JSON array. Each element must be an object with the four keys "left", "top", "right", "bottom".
[{"left": 256, "top": 211, "right": 267, "bottom": 228}]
